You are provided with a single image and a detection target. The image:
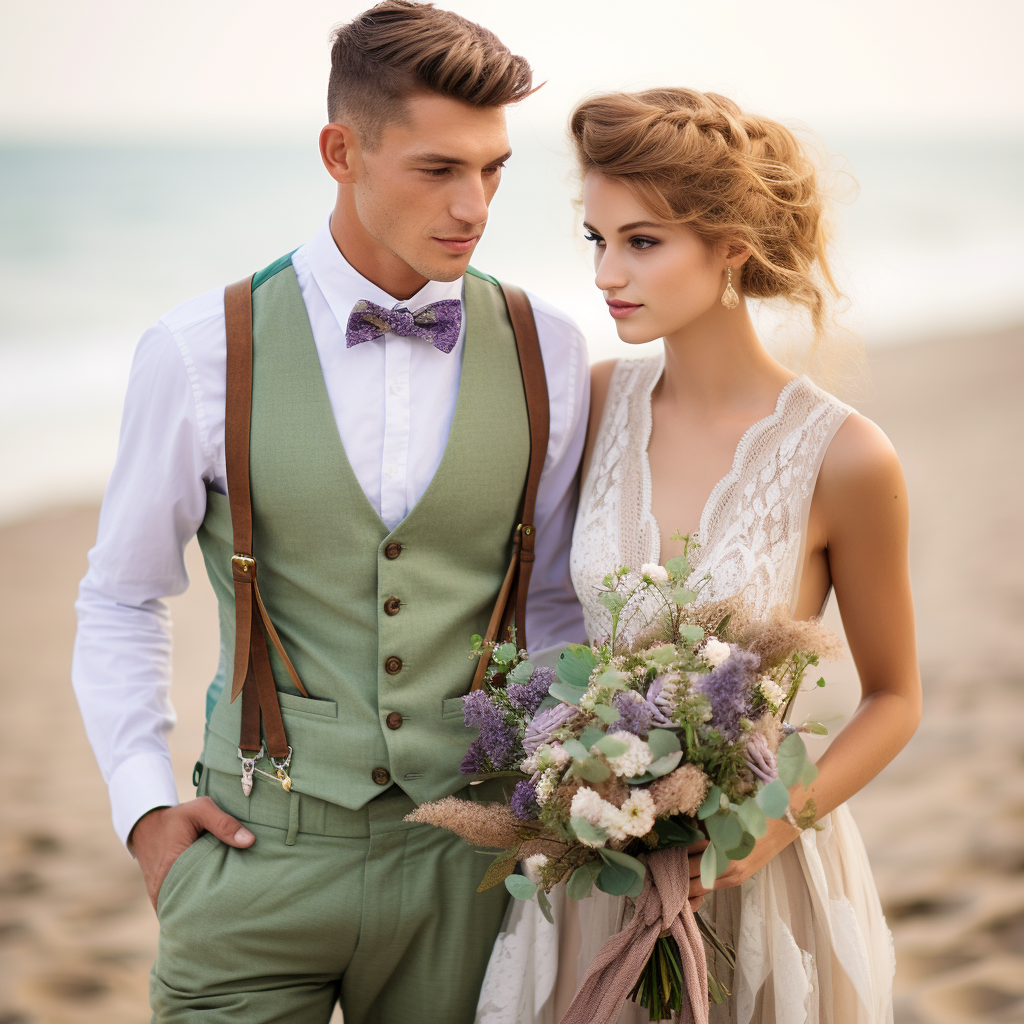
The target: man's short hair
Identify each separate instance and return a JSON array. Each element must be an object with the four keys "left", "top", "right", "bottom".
[{"left": 327, "top": 1, "right": 534, "bottom": 148}]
